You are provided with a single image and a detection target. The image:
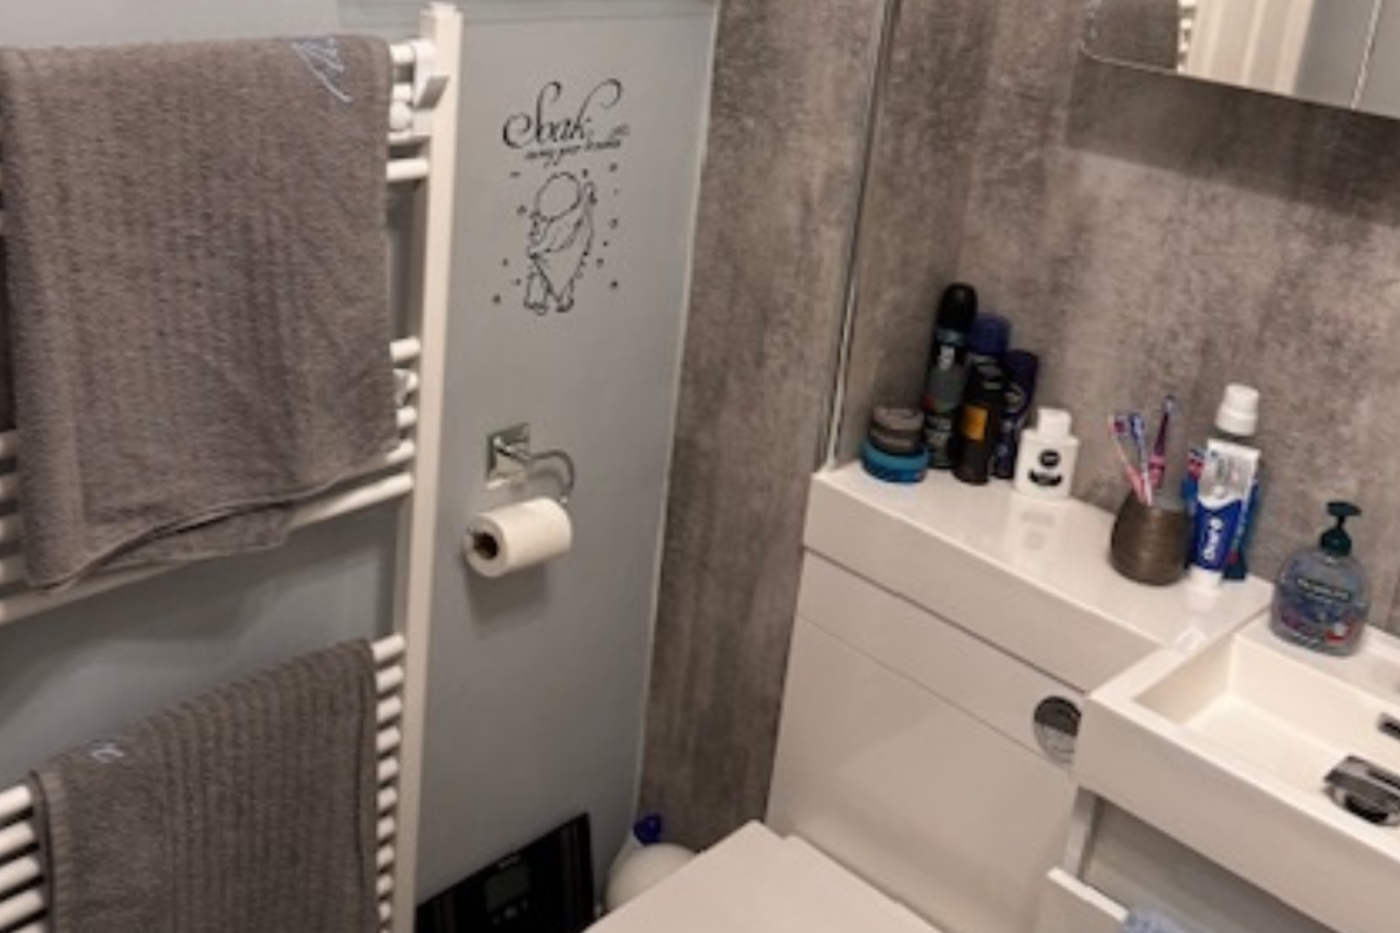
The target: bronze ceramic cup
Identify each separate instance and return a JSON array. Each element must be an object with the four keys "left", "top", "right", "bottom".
[{"left": 1109, "top": 494, "right": 1190, "bottom": 586}]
